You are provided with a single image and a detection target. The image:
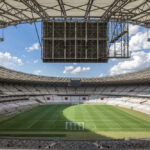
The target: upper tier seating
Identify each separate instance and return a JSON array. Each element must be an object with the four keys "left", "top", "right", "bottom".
[{"left": 0, "top": 83, "right": 150, "bottom": 98}]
